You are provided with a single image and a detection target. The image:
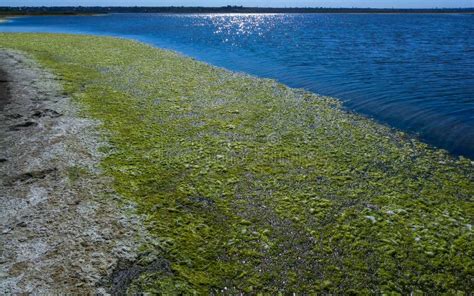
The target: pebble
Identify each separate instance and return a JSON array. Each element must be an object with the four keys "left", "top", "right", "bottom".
[
  {"left": 91, "top": 252, "right": 102, "bottom": 258},
  {"left": 365, "top": 215, "right": 376, "bottom": 223},
  {"left": 2, "top": 228, "right": 12, "bottom": 234}
]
